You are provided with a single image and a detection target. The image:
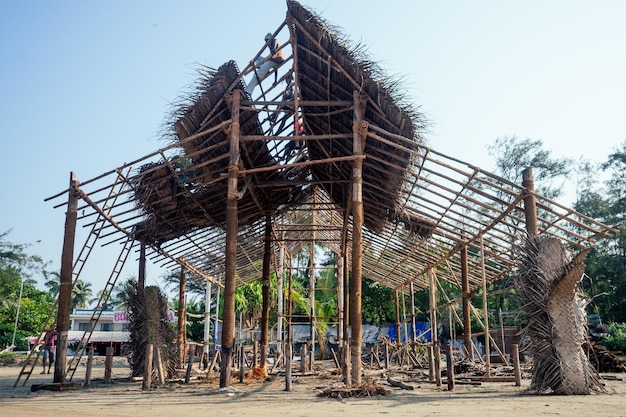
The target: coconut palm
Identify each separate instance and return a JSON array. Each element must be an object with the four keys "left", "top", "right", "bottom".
[
  {"left": 71, "top": 279, "right": 93, "bottom": 310},
  {"left": 45, "top": 271, "right": 94, "bottom": 310}
]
